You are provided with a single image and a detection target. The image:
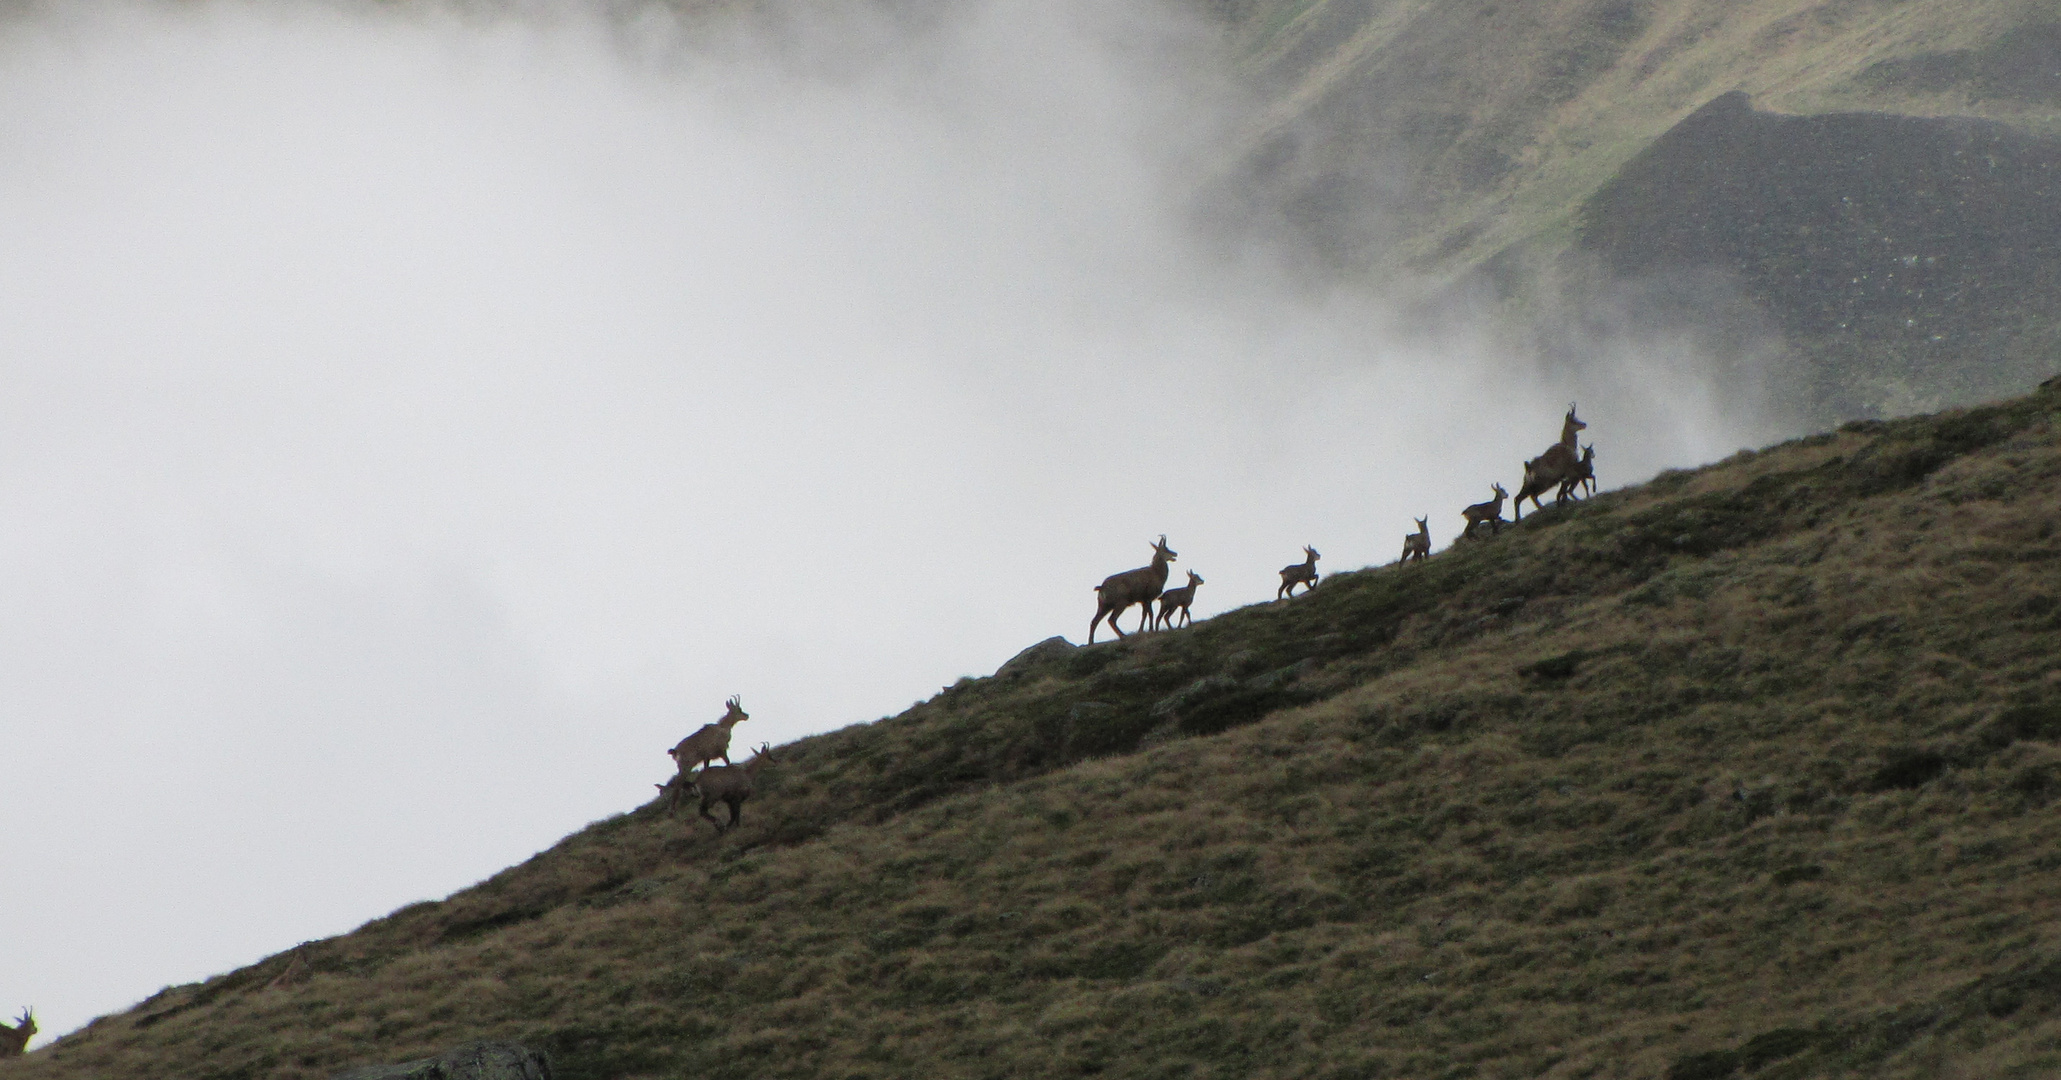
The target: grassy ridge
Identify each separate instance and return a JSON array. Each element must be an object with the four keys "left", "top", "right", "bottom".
[{"left": 10, "top": 382, "right": 2061, "bottom": 1078}]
